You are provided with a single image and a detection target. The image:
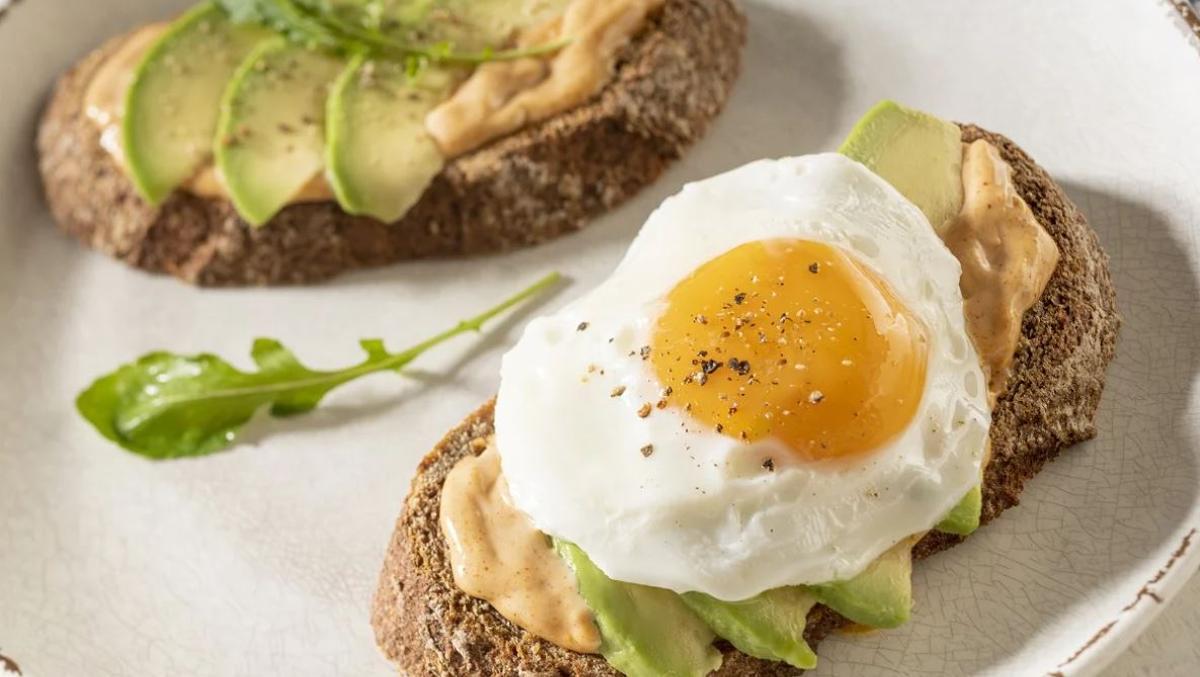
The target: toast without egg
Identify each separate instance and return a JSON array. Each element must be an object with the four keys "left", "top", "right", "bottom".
[
  {"left": 37, "top": 0, "right": 746, "bottom": 286},
  {"left": 370, "top": 125, "right": 1121, "bottom": 675}
]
